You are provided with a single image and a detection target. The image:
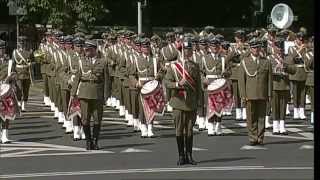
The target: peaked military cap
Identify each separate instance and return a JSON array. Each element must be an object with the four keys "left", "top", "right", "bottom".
[
  {"left": 141, "top": 38, "right": 150, "bottom": 47},
  {"left": 166, "top": 32, "right": 175, "bottom": 39},
  {"left": 208, "top": 34, "right": 220, "bottom": 45},
  {"left": 183, "top": 35, "right": 193, "bottom": 49},
  {"left": 84, "top": 40, "right": 97, "bottom": 48},
  {"left": 151, "top": 34, "right": 161, "bottom": 42},
  {"left": 234, "top": 29, "right": 246, "bottom": 37},
  {"left": 199, "top": 36, "right": 208, "bottom": 45},
  {"left": 64, "top": 35, "right": 74, "bottom": 44},
  {"left": 248, "top": 38, "right": 262, "bottom": 48},
  {"left": 73, "top": 37, "right": 85, "bottom": 46}
]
